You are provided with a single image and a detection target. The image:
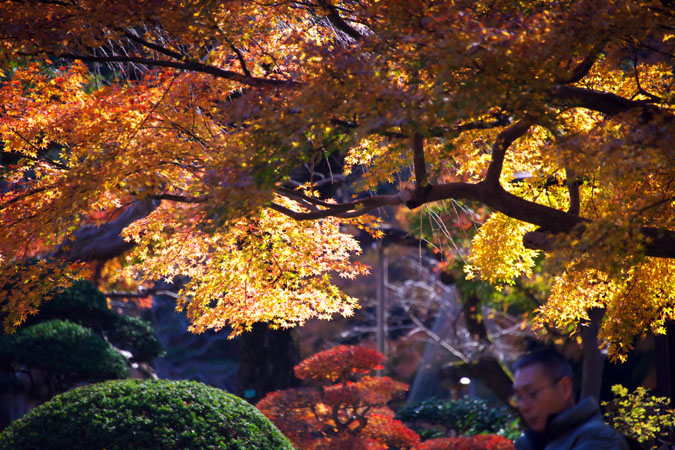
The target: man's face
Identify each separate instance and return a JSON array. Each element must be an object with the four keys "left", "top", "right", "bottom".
[{"left": 512, "top": 363, "right": 574, "bottom": 433}]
